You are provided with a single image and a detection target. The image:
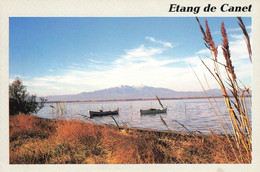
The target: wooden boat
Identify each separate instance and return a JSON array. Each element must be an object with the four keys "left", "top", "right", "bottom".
[
  {"left": 140, "top": 108, "right": 167, "bottom": 115},
  {"left": 89, "top": 109, "right": 119, "bottom": 118}
]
